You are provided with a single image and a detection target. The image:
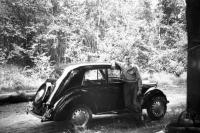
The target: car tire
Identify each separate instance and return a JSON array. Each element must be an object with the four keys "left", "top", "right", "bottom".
[
  {"left": 32, "top": 85, "right": 48, "bottom": 115},
  {"left": 34, "top": 85, "right": 47, "bottom": 105},
  {"left": 68, "top": 105, "right": 92, "bottom": 128},
  {"left": 147, "top": 96, "right": 167, "bottom": 120}
]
